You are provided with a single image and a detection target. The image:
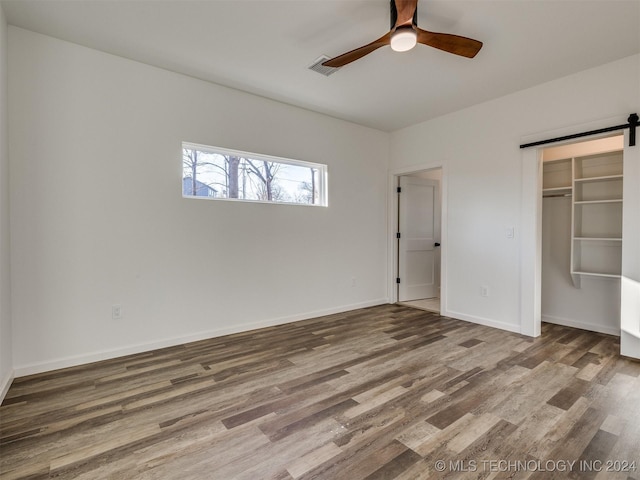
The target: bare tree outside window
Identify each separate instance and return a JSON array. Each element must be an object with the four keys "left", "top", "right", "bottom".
[{"left": 181, "top": 143, "right": 327, "bottom": 206}]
